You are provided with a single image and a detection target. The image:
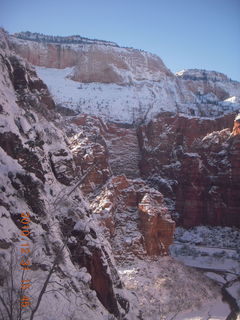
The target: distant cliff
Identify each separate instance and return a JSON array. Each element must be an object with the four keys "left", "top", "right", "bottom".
[{"left": 9, "top": 32, "right": 240, "bottom": 123}]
